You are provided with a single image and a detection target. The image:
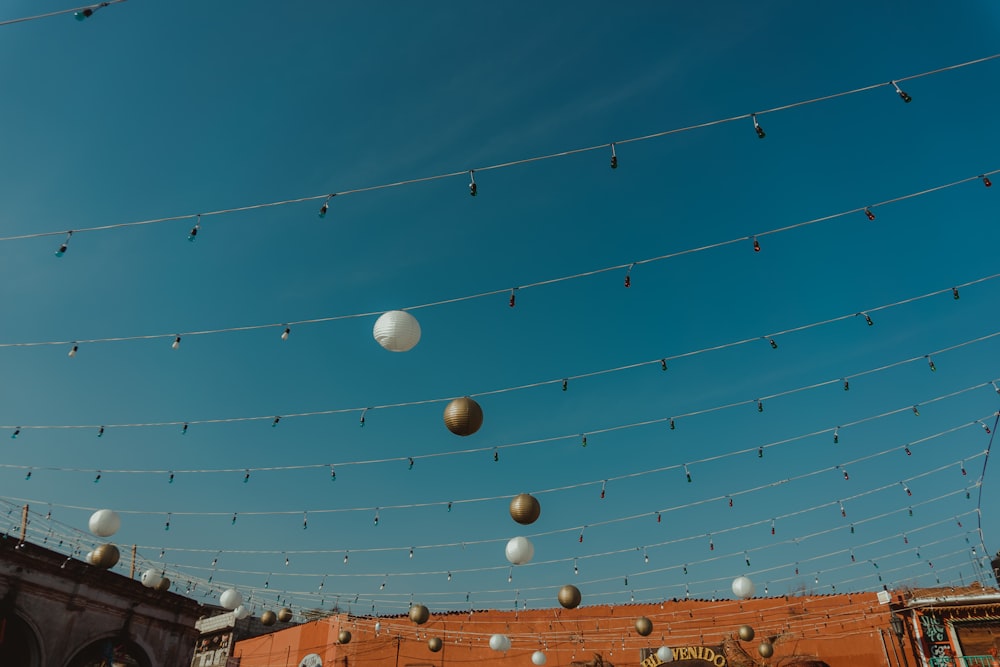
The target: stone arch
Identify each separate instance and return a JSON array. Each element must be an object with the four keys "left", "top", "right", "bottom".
[
  {"left": 64, "top": 635, "right": 152, "bottom": 667},
  {"left": 0, "top": 609, "right": 43, "bottom": 667}
]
